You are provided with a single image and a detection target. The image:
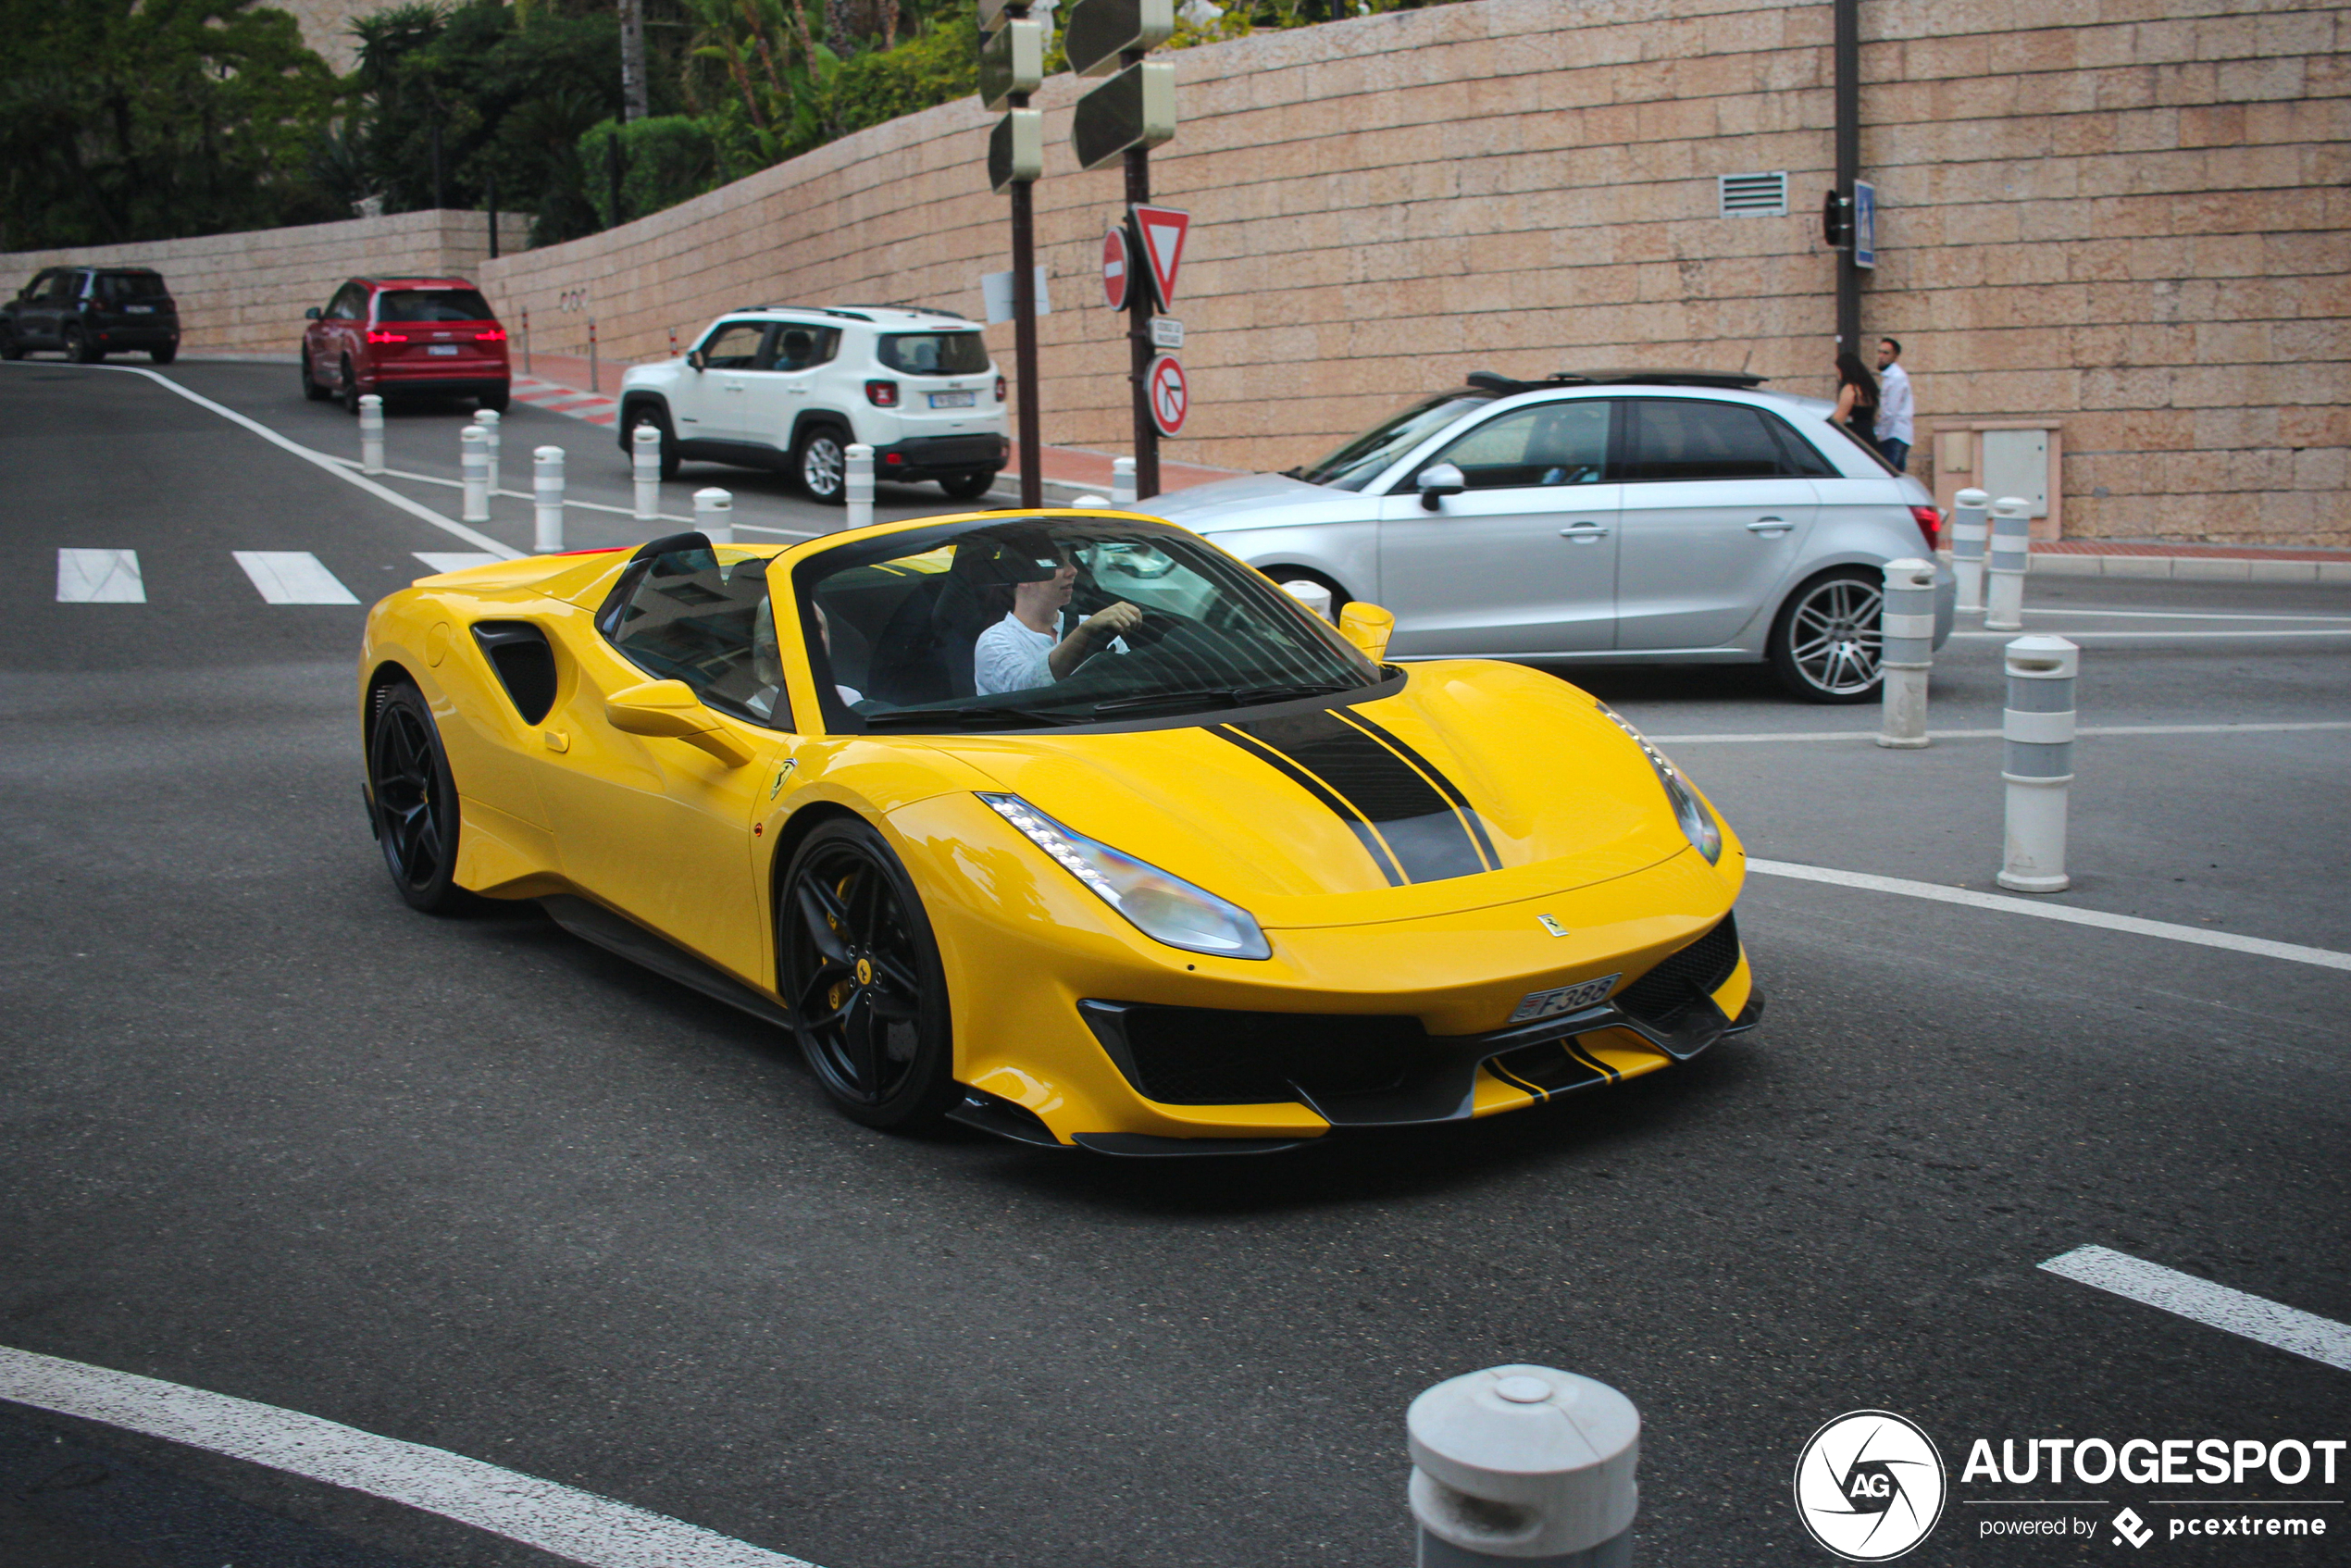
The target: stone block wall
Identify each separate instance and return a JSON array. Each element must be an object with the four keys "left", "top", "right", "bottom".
[{"left": 0, "top": 210, "right": 531, "bottom": 357}]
